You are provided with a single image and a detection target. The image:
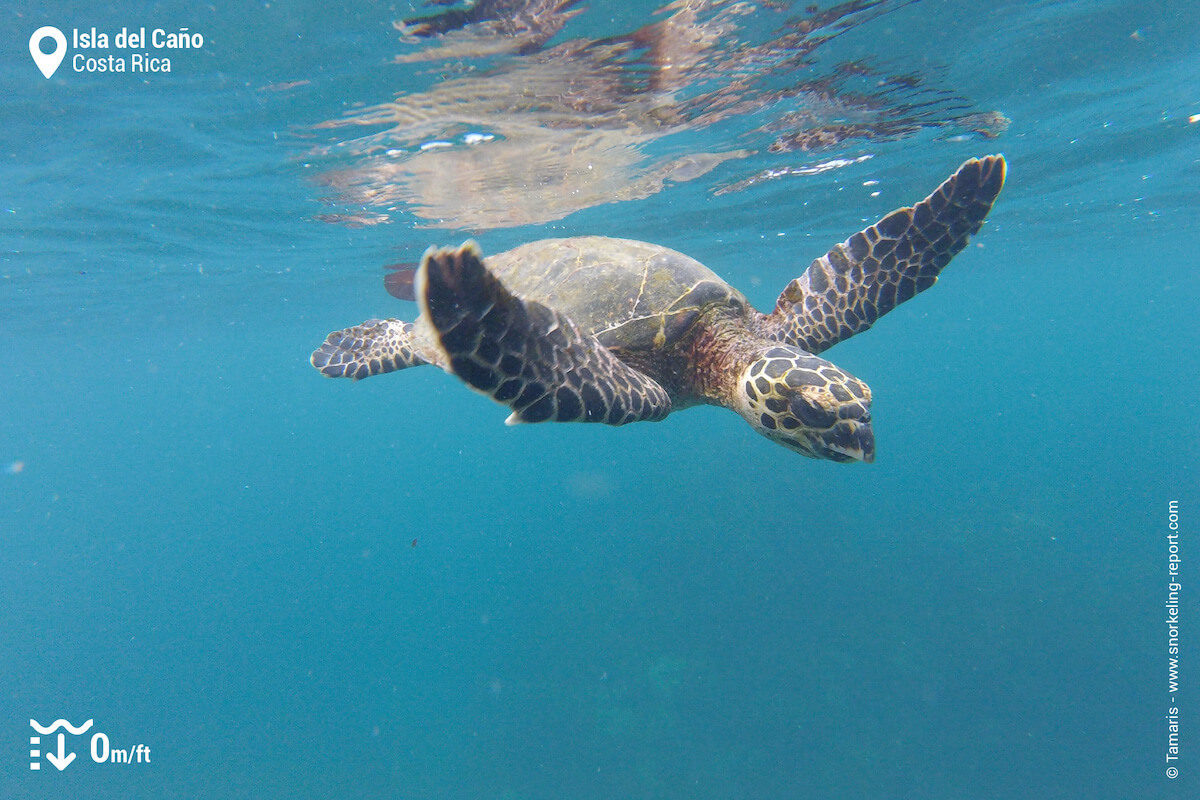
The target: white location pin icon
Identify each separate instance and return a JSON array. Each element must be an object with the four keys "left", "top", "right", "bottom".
[{"left": 29, "top": 26, "right": 67, "bottom": 79}]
